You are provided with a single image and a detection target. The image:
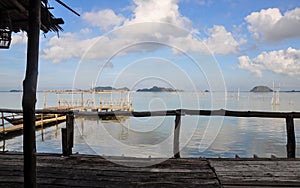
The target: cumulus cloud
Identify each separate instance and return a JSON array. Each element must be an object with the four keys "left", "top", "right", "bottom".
[
  {"left": 128, "top": 0, "right": 192, "bottom": 28},
  {"left": 245, "top": 8, "right": 300, "bottom": 42},
  {"left": 83, "top": 9, "right": 125, "bottom": 31},
  {"left": 238, "top": 47, "right": 300, "bottom": 77},
  {"left": 42, "top": 0, "right": 241, "bottom": 63},
  {"left": 11, "top": 32, "right": 27, "bottom": 46},
  {"left": 202, "top": 25, "right": 240, "bottom": 55}
]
